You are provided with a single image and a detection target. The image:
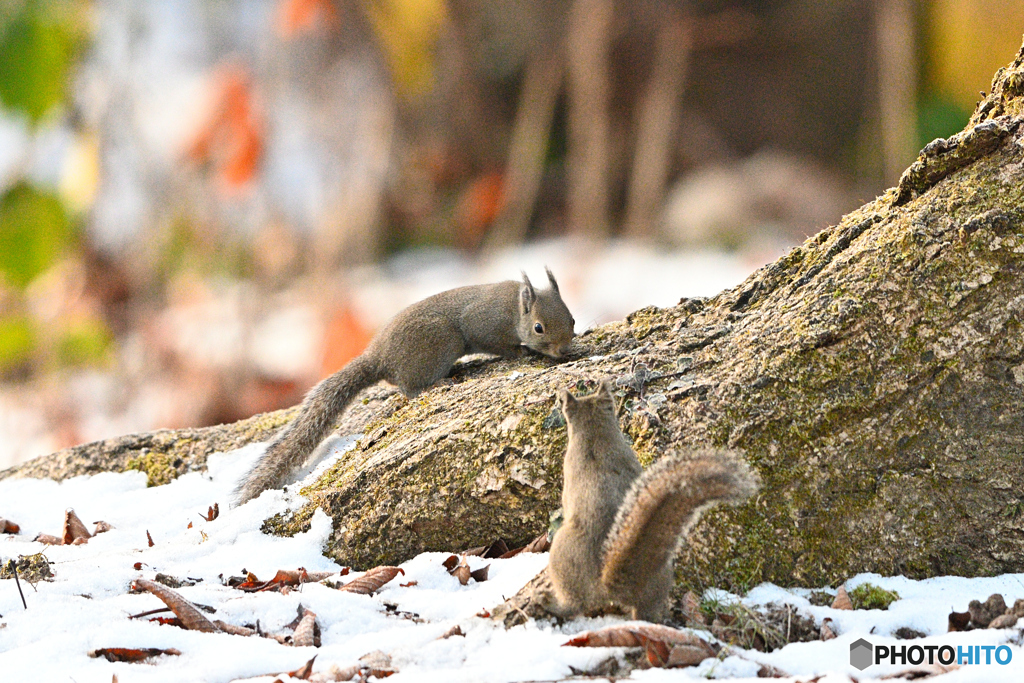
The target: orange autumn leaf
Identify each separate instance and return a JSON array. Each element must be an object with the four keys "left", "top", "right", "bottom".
[
  {"left": 277, "top": 0, "right": 338, "bottom": 38},
  {"left": 184, "top": 65, "right": 262, "bottom": 190},
  {"left": 455, "top": 171, "right": 504, "bottom": 250},
  {"left": 321, "top": 304, "right": 374, "bottom": 376}
]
